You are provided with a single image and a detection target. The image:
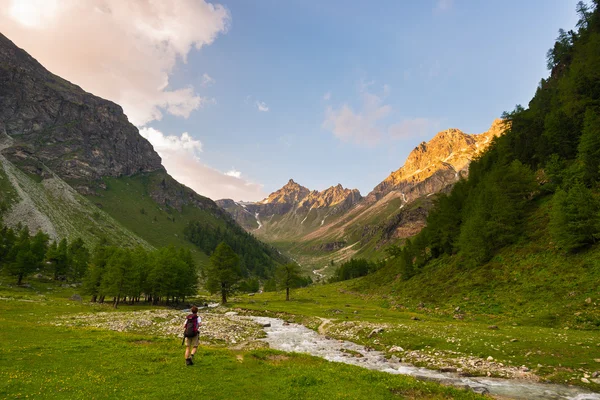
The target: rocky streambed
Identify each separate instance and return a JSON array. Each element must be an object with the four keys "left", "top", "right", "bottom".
[{"left": 251, "top": 316, "right": 600, "bottom": 400}]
